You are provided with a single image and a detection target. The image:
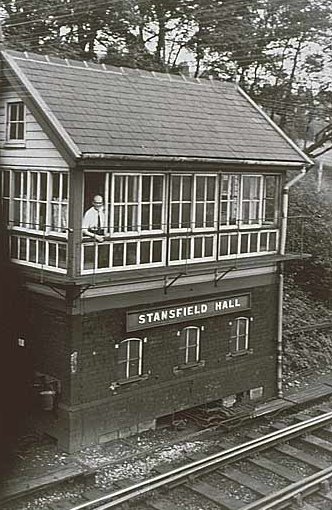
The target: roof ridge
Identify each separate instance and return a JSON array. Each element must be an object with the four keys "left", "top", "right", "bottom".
[{"left": 3, "top": 49, "right": 224, "bottom": 87}]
